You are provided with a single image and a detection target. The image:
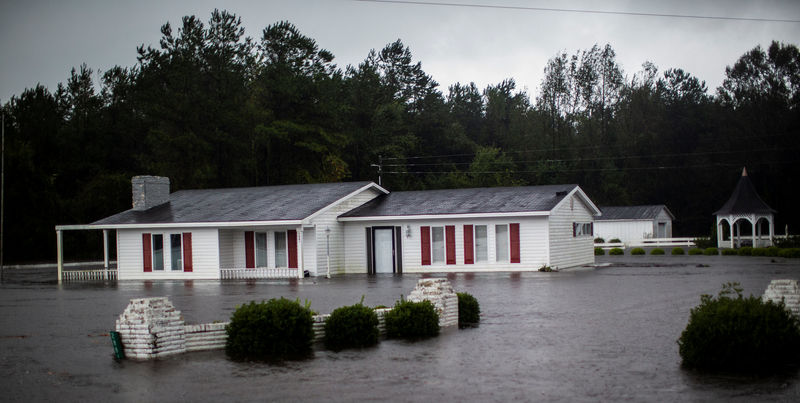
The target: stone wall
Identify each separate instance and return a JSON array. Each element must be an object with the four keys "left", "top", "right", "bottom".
[
  {"left": 116, "top": 279, "right": 458, "bottom": 360},
  {"left": 407, "top": 278, "right": 459, "bottom": 328},
  {"left": 762, "top": 279, "right": 800, "bottom": 318}
]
